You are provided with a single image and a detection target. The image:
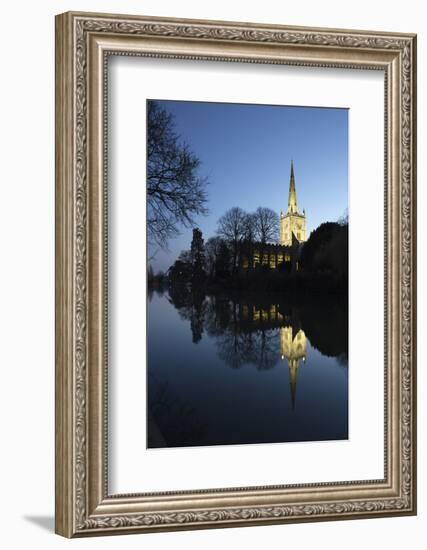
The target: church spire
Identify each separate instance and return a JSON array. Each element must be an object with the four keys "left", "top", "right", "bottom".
[{"left": 287, "top": 160, "right": 298, "bottom": 214}]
